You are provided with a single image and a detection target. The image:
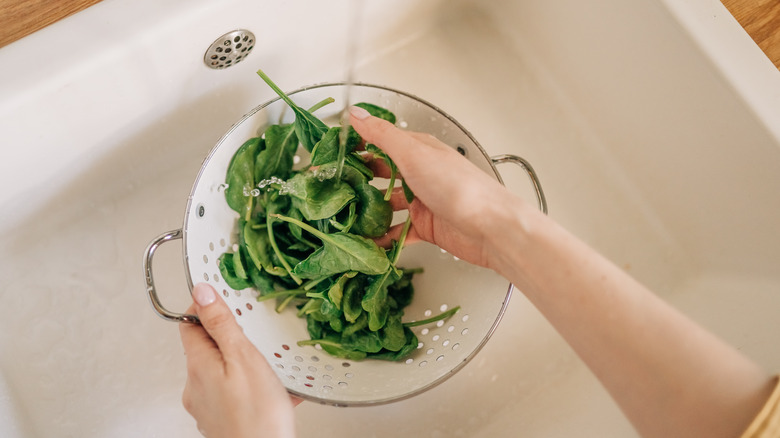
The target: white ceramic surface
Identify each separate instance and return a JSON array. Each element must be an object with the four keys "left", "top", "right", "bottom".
[{"left": 1, "top": 0, "right": 779, "bottom": 436}]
